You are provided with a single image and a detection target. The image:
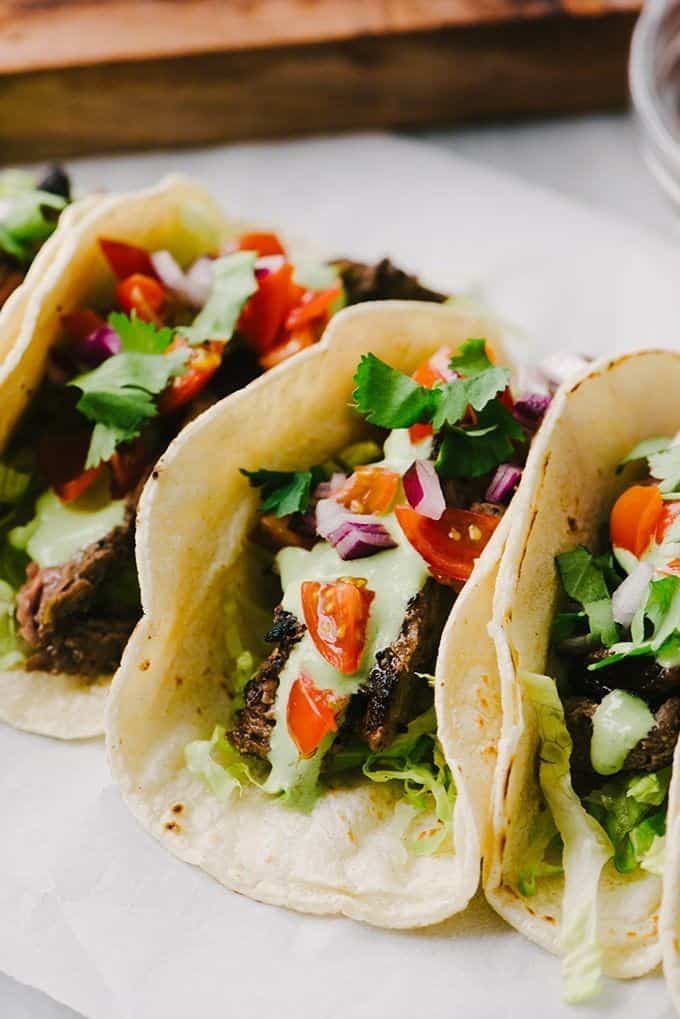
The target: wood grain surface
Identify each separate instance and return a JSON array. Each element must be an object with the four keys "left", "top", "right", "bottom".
[{"left": 0, "top": 1, "right": 641, "bottom": 161}]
